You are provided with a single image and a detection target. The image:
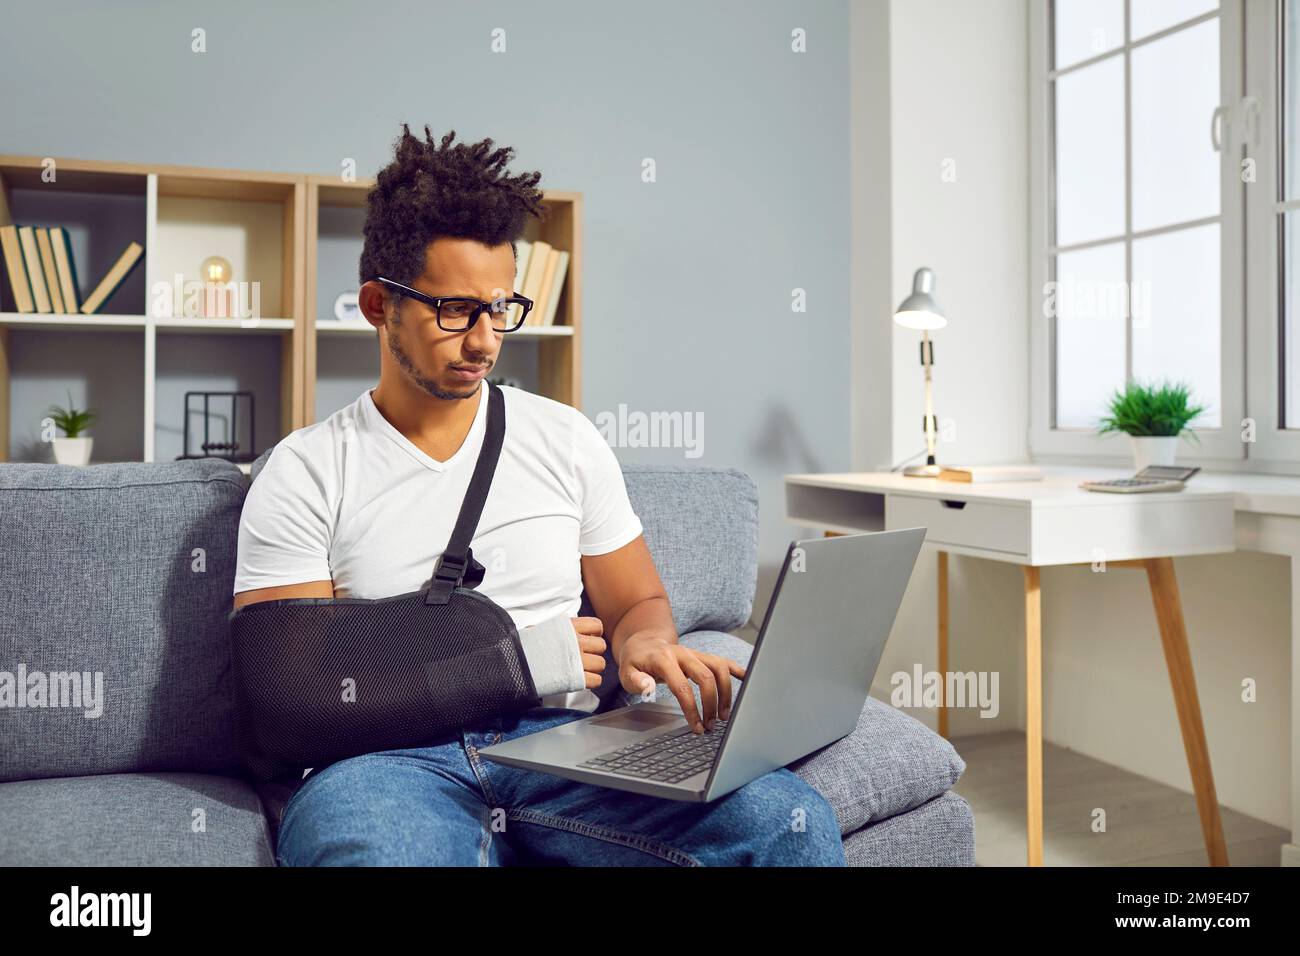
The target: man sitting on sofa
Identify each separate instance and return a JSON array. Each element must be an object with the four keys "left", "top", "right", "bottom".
[{"left": 231, "top": 124, "right": 844, "bottom": 867}]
